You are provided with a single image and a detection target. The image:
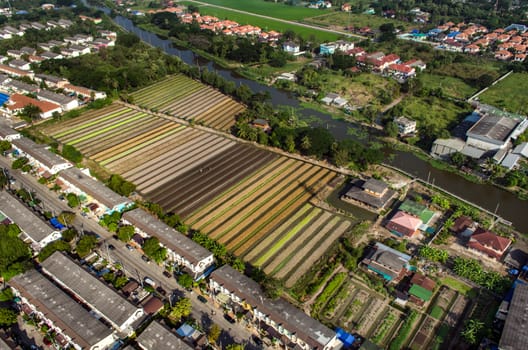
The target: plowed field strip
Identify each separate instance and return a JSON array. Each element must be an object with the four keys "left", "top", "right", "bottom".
[
  {"left": 243, "top": 204, "right": 312, "bottom": 262},
  {"left": 188, "top": 99, "right": 231, "bottom": 121},
  {"left": 207, "top": 164, "right": 319, "bottom": 240},
  {"left": 76, "top": 116, "right": 162, "bottom": 154},
  {"left": 227, "top": 170, "right": 334, "bottom": 254},
  {"left": 67, "top": 113, "right": 148, "bottom": 145},
  {"left": 106, "top": 128, "right": 199, "bottom": 173},
  {"left": 161, "top": 89, "right": 217, "bottom": 114},
  {"left": 191, "top": 159, "right": 299, "bottom": 231},
  {"left": 282, "top": 220, "right": 352, "bottom": 286},
  {"left": 198, "top": 101, "right": 239, "bottom": 124},
  {"left": 99, "top": 125, "right": 186, "bottom": 166},
  {"left": 158, "top": 149, "right": 275, "bottom": 215},
  {"left": 131, "top": 75, "right": 188, "bottom": 98},
  {"left": 53, "top": 107, "right": 131, "bottom": 138},
  {"left": 45, "top": 104, "right": 122, "bottom": 134},
  {"left": 138, "top": 138, "right": 235, "bottom": 193},
  {"left": 263, "top": 211, "right": 334, "bottom": 273},
  {"left": 91, "top": 122, "right": 177, "bottom": 161},
  {"left": 122, "top": 133, "right": 214, "bottom": 179},
  {"left": 254, "top": 207, "right": 322, "bottom": 267},
  {"left": 80, "top": 118, "right": 167, "bottom": 156},
  {"left": 186, "top": 157, "right": 288, "bottom": 224},
  {"left": 148, "top": 84, "right": 205, "bottom": 110},
  {"left": 180, "top": 94, "right": 227, "bottom": 118},
  {"left": 173, "top": 152, "right": 277, "bottom": 218}
]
